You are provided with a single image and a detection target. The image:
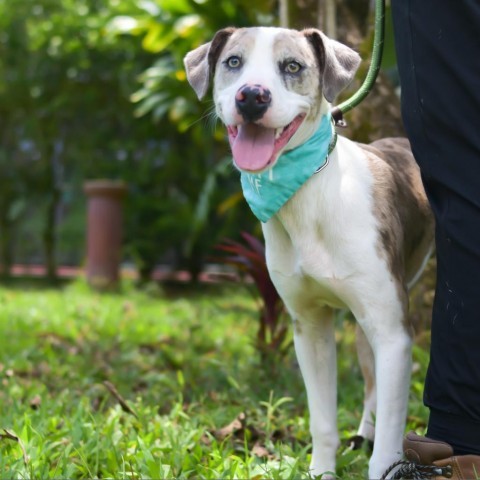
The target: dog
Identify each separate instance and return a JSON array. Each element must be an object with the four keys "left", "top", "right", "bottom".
[{"left": 184, "top": 27, "right": 434, "bottom": 479}]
